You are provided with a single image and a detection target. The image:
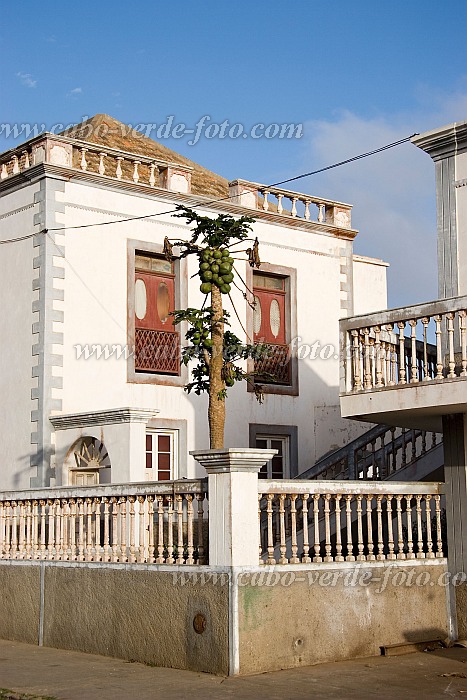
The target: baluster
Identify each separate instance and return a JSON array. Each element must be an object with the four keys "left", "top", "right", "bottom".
[
  {"left": 425, "top": 495, "right": 434, "bottom": 558},
  {"left": 132, "top": 160, "right": 140, "bottom": 183},
  {"left": 371, "top": 440, "right": 376, "bottom": 480},
  {"left": 115, "top": 156, "right": 123, "bottom": 179},
  {"left": 289, "top": 494, "right": 299, "bottom": 563},
  {"left": 421, "top": 430, "right": 427, "bottom": 454},
  {"left": 156, "top": 495, "right": 165, "bottom": 564},
  {"left": 381, "top": 341, "right": 387, "bottom": 385},
  {"left": 39, "top": 500, "right": 47, "bottom": 560},
  {"left": 32, "top": 501, "right": 39, "bottom": 560},
  {"left": 401, "top": 429, "right": 407, "bottom": 467},
  {"left": 434, "top": 315, "right": 444, "bottom": 379},
  {"left": 103, "top": 498, "right": 111, "bottom": 562},
  {"left": 69, "top": 499, "right": 77, "bottom": 561},
  {"left": 18, "top": 501, "right": 26, "bottom": 559},
  {"left": 376, "top": 495, "right": 384, "bottom": 560},
  {"left": 266, "top": 494, "right": 276, "bottom": 564},
  {"left": 149, "top": 162, "right": 157, "bottom": 187},
  {"left": 345, "top": 495, "right": 355, "bottom": 561},
  {"left": 434, "top": 495, "right": 443, "bottom": 556},
  {"left": 80, "top": 147, "right": 87, "bottom": 171},
  {"left": 186, "top": 495, "right": 194, "bottom": 565},
  {"left": 409, "top": 319, "right": 419, "bottom": 382},
  {"left": 313, "top": 494, "right": 322, "bottom": 562},
  {"left": 84, "top": 498, "right": 92, "bottom": 561},
  {"left": 459, "top": 311, "right": 467, "bottom": 376},
  {"left": 0, "top": 162, "right": 8, "bottom": 179},
  {"left": 386, "top": 496, "right": 396, "bottom": 560},
  {"left": 196, "top": 493, "right": 206, "bottom": 564},
  {"left": 147, "top": 496, "right": 155, "bottom": 564},
  {"left": 176, "top": 494, "right": 184, "bottom": 564},
  {"left": 57, "top": 499, "right": 64, "bottom": 560},
  {"left": 351, "top": 330, "right": 362, "bottom": 391},
  {"left": 262, "top": 189, "right": 269, "bottom": 211},
  {"left": 411, "top": 430, "right": 417, "bottom": 462},
  {"left": 416, "top": 495, "right": 425, "bottom": 559},
  {"left": 432, "top": 431, "right": 437, "bottom": 449},
  {"left": 380, "top": 433, "right": 387, "bottom": 480},
  {"left": 276, "top": 193, "right": 284, "bottom": 215},
  {"left": 406, "top": 495, "right": 415, "bottom": 559},
  {"left": 278, "top": 494, "right": 288, "bottom": 564},
  {"left": 363, "top": 328, "right": 372, "bottom": 389},
  {"left": 98, "top": 152, "right": 106, "bottom": 175},
  {"left": 137, "top": 495, "right": 146, "bottom": 563},
  {"left": 12, "top": 155, "right": 19, "bottom": 175},
  {"left": 0, "top": 502, "right": 4, "bottom": 559},
  {"left": 128, "top": 496, "right": 136, "bottom": 563},
  {"left": 301, "top": 494, "right": 311, "bottom": 563},
  {"left": 373, "top": 326, "right": 383, "bottom": 387},
  {"left": 390, "top": 427, "right": 397, "bottom": 473},
  {"left": 421, "top": 317, "right": 431, "bottom": 379},
  {"left": 25, "top": 501, "right": 32, "bottom": 559},
  {"left": 356, "top": 495, "right": 365, "bottom": 560},
  {"left": 303, "top": 199, "right": 311, "bottom": 221},
  {"left": 317, "top": 203, "right": 325, "bottom": 222},
  {"left": 446, "top": 313, "right": 456, "bottom": 377},
  {"left": 166, "top": 495, "right": 174, "bottom": 564},
  {"left": 62, "top": 500, "right": 70, "bottom": 561},
  {"left": 5, "top": 502, "right": 11, "bottom": 559},
  {"left": 47, "top": 500, "right": 55, "bottom": 560},
  {"left": 334, "top": 496, "right": 344, "bottom": 562},
  {"left": 258, "top": 494, "right": 263, "bottom": 565},
  {"left": 396, "top": 495, "right": 406, "bottom": 559},
  {"left": 111, "top": 497, "right": 119, "bottom": 562},
  {"left": 323, "top": 494, "right": 332, "bottom": 562},
  {"left": 119, "top": 497, "right": 127, "bottom": 562},
  {"left": 397, "top": 322, "right": 407, "bottom": 384},
  {"left": 291, "top": 197, "right": 298, "bottom": 217}
]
